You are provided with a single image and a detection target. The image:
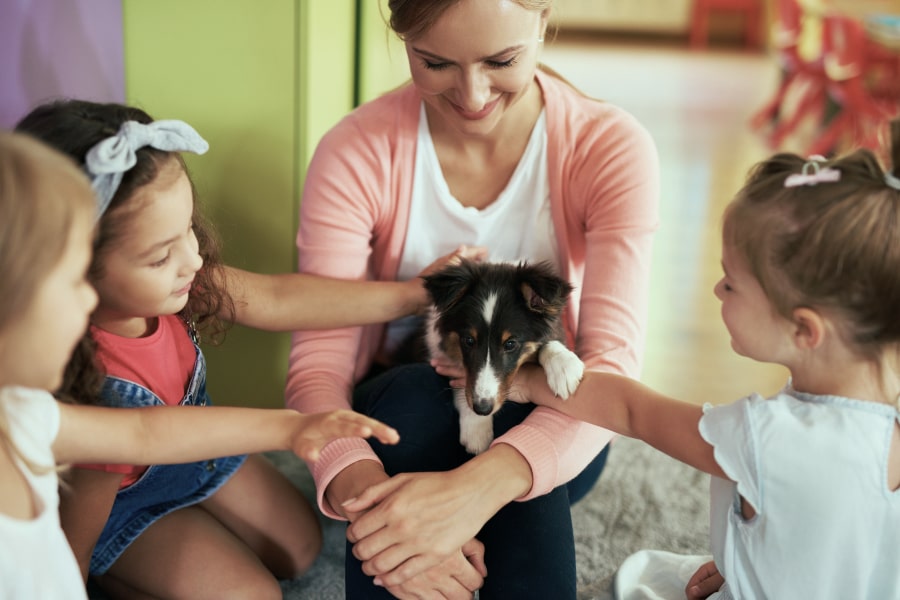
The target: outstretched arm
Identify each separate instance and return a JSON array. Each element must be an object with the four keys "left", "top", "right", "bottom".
[
  {"left": 222, "top": 267, "right": 426, "bottom": 331},
  {"left": 515, "top": 365, "right": 726, "bottom": 479},
  {"left": 53, "top": 403, "right": 399, "bottom": 466},
  {"left": 223, "top": 245, "right": 487, "bottom": 332}
]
